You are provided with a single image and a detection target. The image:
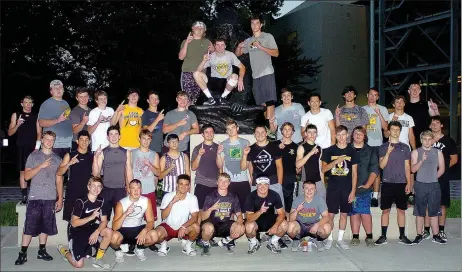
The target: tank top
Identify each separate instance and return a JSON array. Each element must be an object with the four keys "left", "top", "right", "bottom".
[
  {"left": 119, "top": 195, "right": 148, "bottom": 228},
  {"left": 67, "top": 150, "right": 94, "bottom": 199},
  {"left": 15, "top": 111, "right": 38, "bottom": 147},
  {"left": 131, "top": 148, "right": 157, "bottom": 194},
  {"left": 302, "top": 142, "right": 322, "bottom": 182},
  {"left": 119, "top": 106, "right": 143, "bottom": 149},
  {"left": 163, "top": 152, "right": 186, "bottom": 193},
  {"left": 416, "top": 147, "right": 439, "bottom": 183},
  {"left": 102, "top": 146, "right": 127, "bottom": 188}
]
